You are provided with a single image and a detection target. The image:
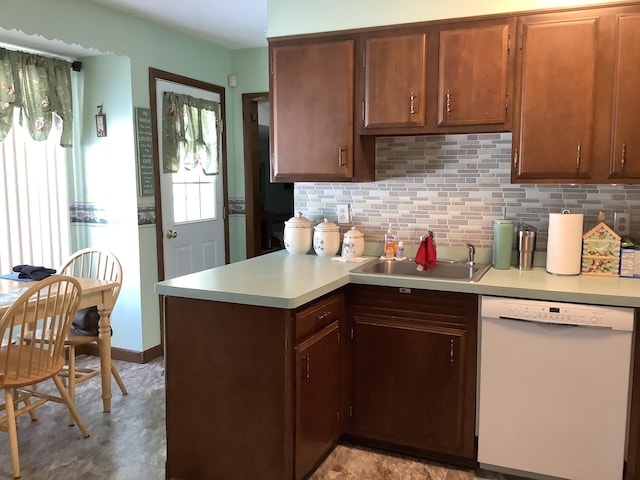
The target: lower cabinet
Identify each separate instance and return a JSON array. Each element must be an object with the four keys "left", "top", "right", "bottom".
[
  {"left": 347, "top": 285, "right": 478, "bottom": 460},
  {"left": 295, "top": 321, "right": 340, "bottom": 479},
  {"left": 293, "top": 291, "right": 346, "bottom": 479},
  {"left": 162, "top": 286, "right": 477, "bottom": 480}
]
